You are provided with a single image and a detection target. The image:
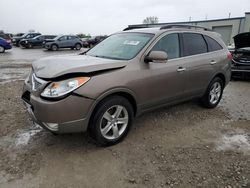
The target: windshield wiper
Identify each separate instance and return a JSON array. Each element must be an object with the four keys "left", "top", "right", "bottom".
[{"left": 89, "top": 55, "right": 125, "bottom": 60}]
